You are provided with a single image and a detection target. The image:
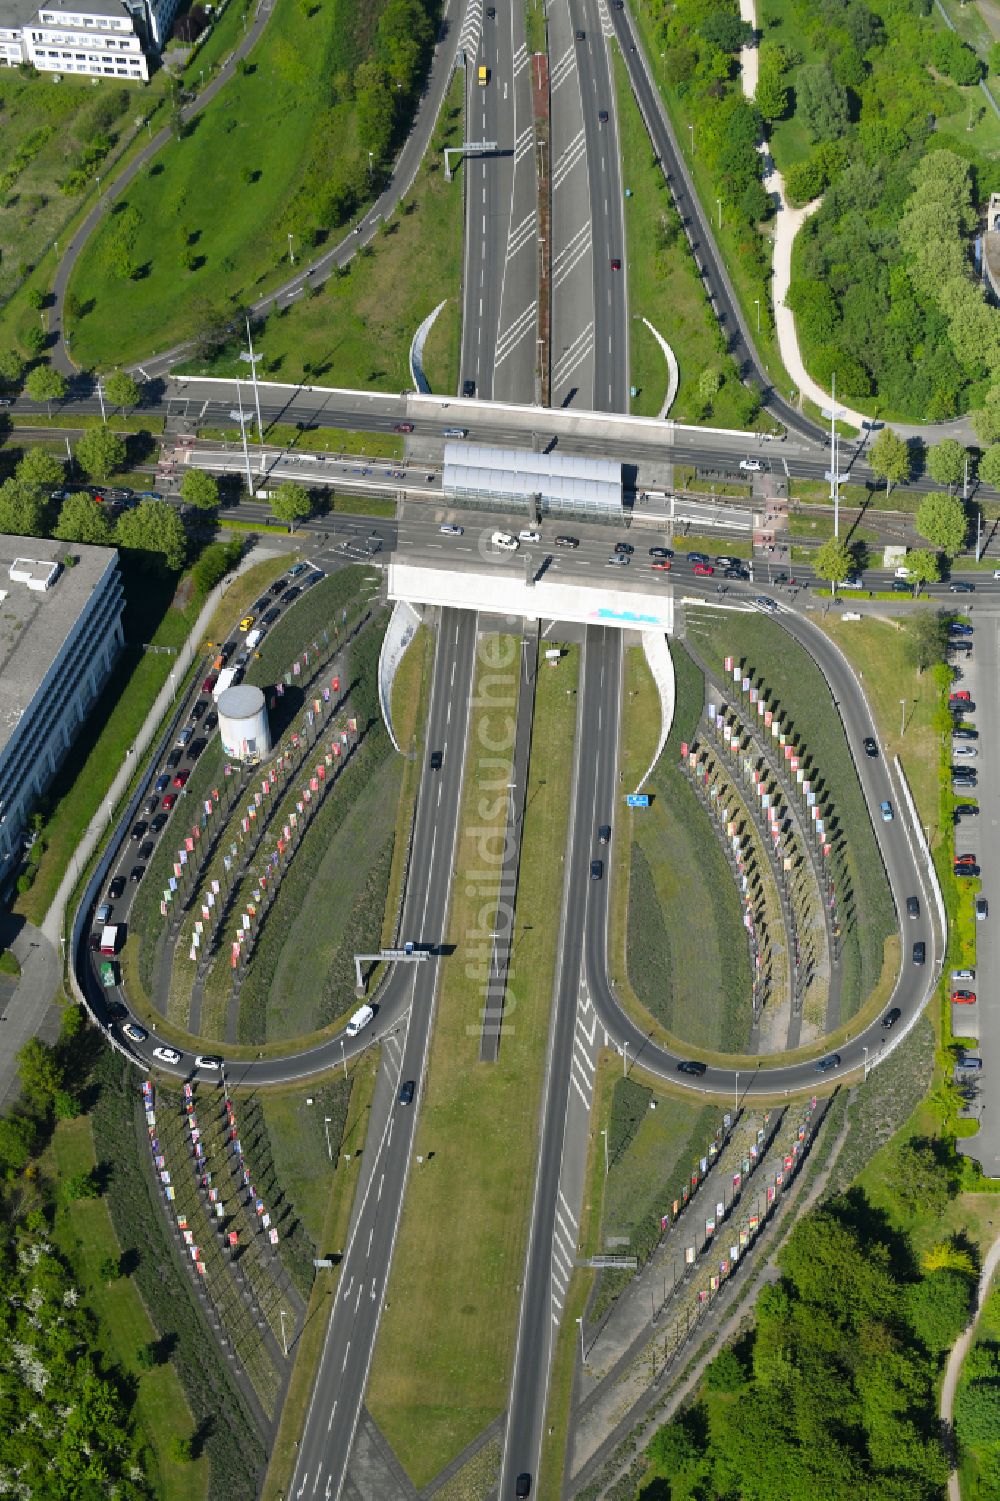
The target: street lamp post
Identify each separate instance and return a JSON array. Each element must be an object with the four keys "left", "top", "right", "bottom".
[
  {"left": 734, "top": 1070, "right": 739, "bottom": 1116},
  {"left": 900, "top": 699, "right": 906, "bottom": 737},
  {"left": 576, "top": 1315, "right": 586, "bottom": 1367},
  {"left": 754, "top": 298, "right": 760, "bottom": 334},
  {"left": 229, "top": 383, "right": 254, "bottom": 497},
  {"left": 716, "top": 197, "right": 722, "bottom": 231},
  {"left": 239, "top": 316, "right": 264, "bottom": 442},
  {"left": 323, "top": 1115, "right": 333, "bottom": 1161},
  {"left": 287, "top": 232, "right": 295, "bottom": 266},
  {"left": 601, "top": 1127, "right": 608, "bottom": 1177},
  {"left": 341, "top": 1038, "right": 347, "bottom": 1079},
  {"left": 96, "top": 377, "right": 106, "bottom": 424},
  {"left": 688, "top": 123, "right": 694, "bottom": 155},
  {"left": 279, "top": 1308, "right": 288, "bottom": 1358}
]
